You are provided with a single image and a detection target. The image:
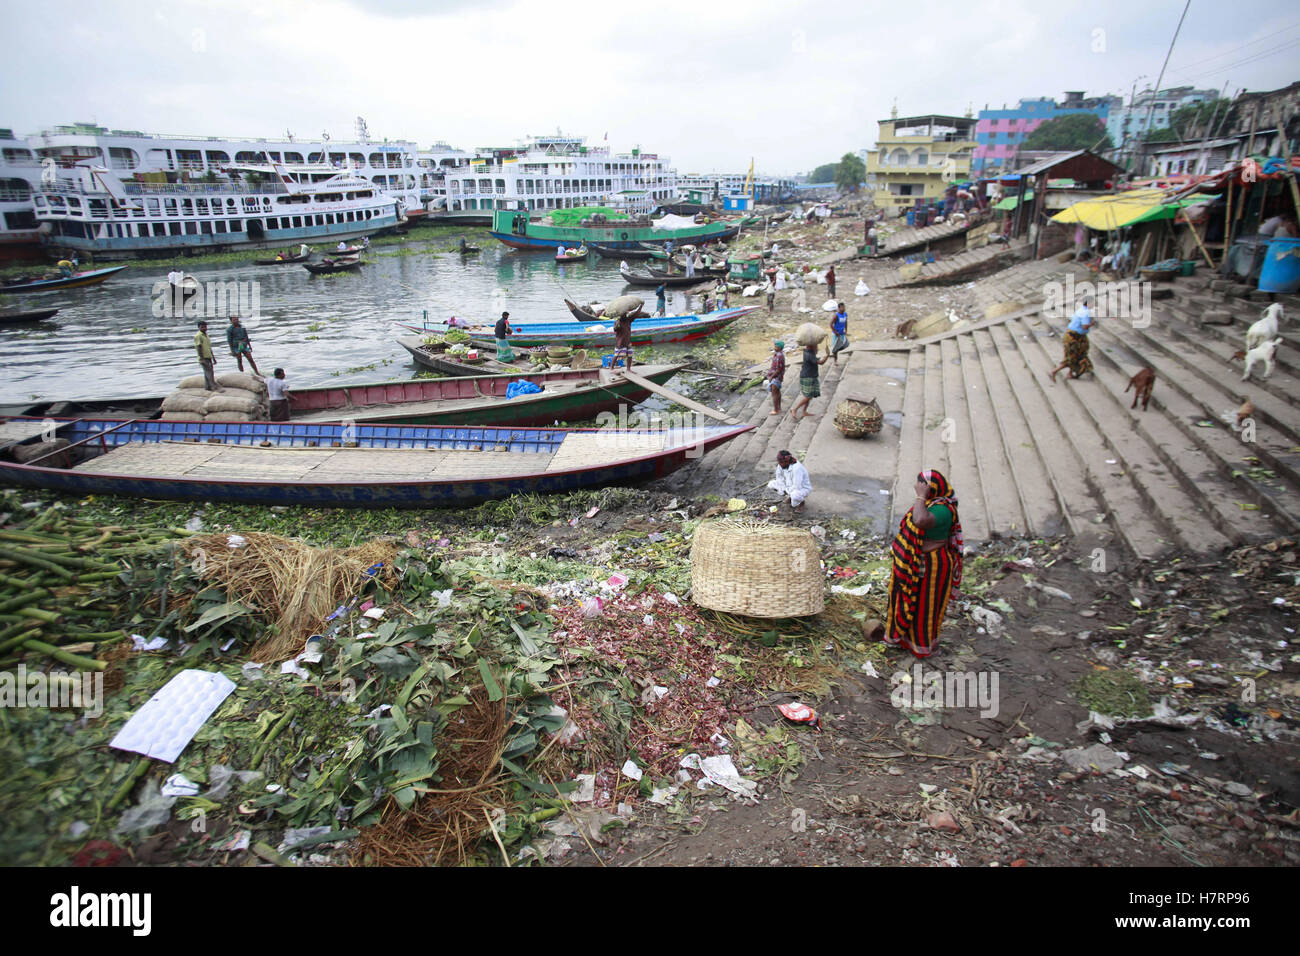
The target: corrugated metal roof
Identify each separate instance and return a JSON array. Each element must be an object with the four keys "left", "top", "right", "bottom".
[{"left": 1013, "top": 149, "right": 1088, "bottom": 175}]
